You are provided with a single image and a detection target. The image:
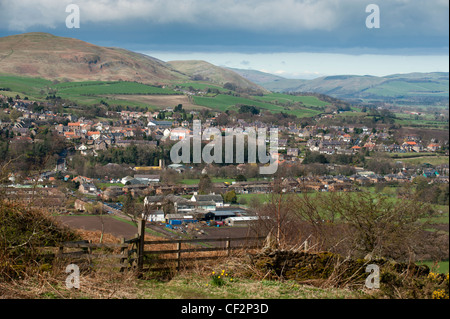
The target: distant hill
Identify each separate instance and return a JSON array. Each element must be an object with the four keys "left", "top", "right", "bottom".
[
  {"left": 226, "top": 68, "right": 286, "bottom": 84},
  {"left": 168, "top": 60, "right": 268, "bottom": 93},
  {"left": 0, "top": 32, "right": 192, "bottom": 85},
  {"left": 231, "top": 68, "right": 449, "bottom": 105}
]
